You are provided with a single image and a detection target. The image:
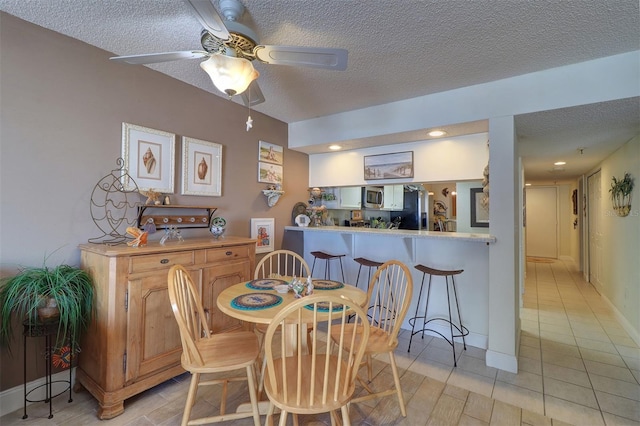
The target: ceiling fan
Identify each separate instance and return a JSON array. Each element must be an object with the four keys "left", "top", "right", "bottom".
[{"left": 110, "top": 0, "right": 348, "bottom": 107}]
